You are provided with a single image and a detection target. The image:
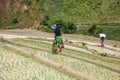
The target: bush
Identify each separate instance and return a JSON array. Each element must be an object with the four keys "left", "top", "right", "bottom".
[
  {"left": 78, "top": 25, "right": 120, "bottom": 41},
  {"left": 37, "top": 25, "right": 52, "bottom": 32},
  {"left": 99, "top": 52, "right": 107, "bottom": 57},
  {"left": 88, "top": 23, "right": 103, "bottom": 36},
  {"left": 54, "top": 20, "right": 77, "bottom": 34},
  {"left": 88, "top": 23, "right": 97, "bottom": 35},
  {"left": 40, "top": 15, "right": 50, "bottom": 26},
  {"left": 95, "top": 27, "right": 103, "bottom": 34},
  {"left": 82, "top": 42, "right": 86, "bottom": 47},
  {"left": 12, "top": 17, "right": 19, "bottom": 24},
  {"left": 67, "top": 22, "right": 77, "bottom": 33},
  {"left": 55, "top": 20, "right": 63, "bottom": 29}
]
